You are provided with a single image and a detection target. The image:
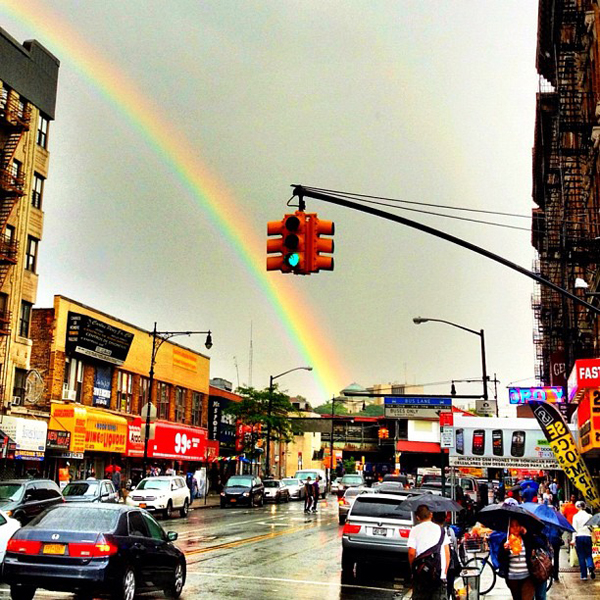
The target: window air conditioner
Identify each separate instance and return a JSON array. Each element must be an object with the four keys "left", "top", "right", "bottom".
[
  {"left": 62, "top": 387, "right": 77, "bottom": 401},
  {"left": 12, "top": 396, "right": 22, "bottom": 406}
]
